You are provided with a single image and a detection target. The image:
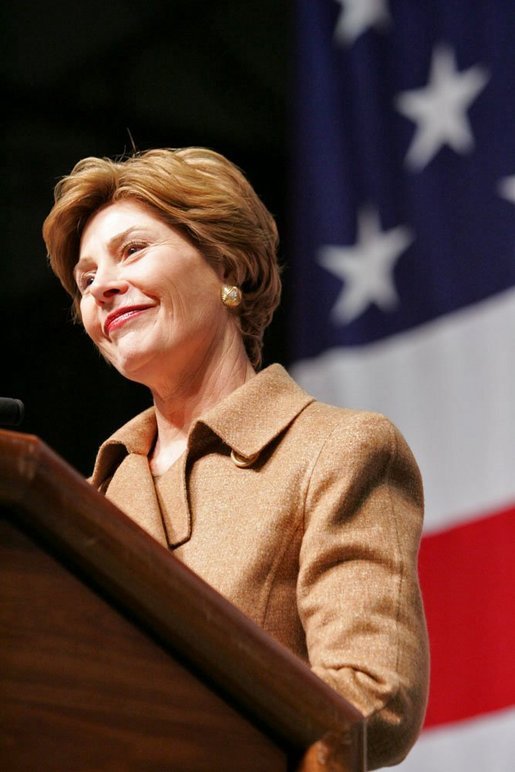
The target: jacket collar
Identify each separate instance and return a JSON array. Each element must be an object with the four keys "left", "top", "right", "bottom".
[
  {"left": 90, "top": 364, "right": 314, "bottom": 488},
  {"left": 191, "top": 363, "right": 314, "bottom": 459},
  {"left": 90, "top": 406, "right": 157, "bottom": 488}
]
